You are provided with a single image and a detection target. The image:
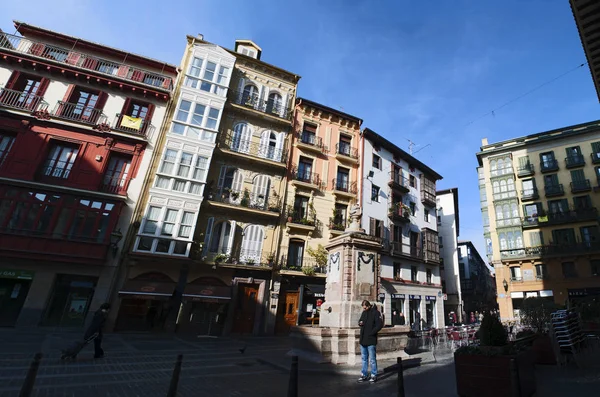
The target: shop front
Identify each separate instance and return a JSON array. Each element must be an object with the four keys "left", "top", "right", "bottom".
[
  {"left": 115, "top": 273, "right": 176, "bottom": 332},
  {"left": 0, "top": 269, "right": 34, "bottom": 327},
  {"left": 41, "top": 274, "right": 98, "bottom": 327},
  {"left": 177, "top": 278, "right": 231, "bottom": 336},
  {"left": 408, "top": 294, "right": 421, "bottom": 329},
  {"left": 425, "top": 295, "right": 437, "bottom": 328},
  {"left": 275, "top": 277, "right": 325, "bottom": 333}
]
